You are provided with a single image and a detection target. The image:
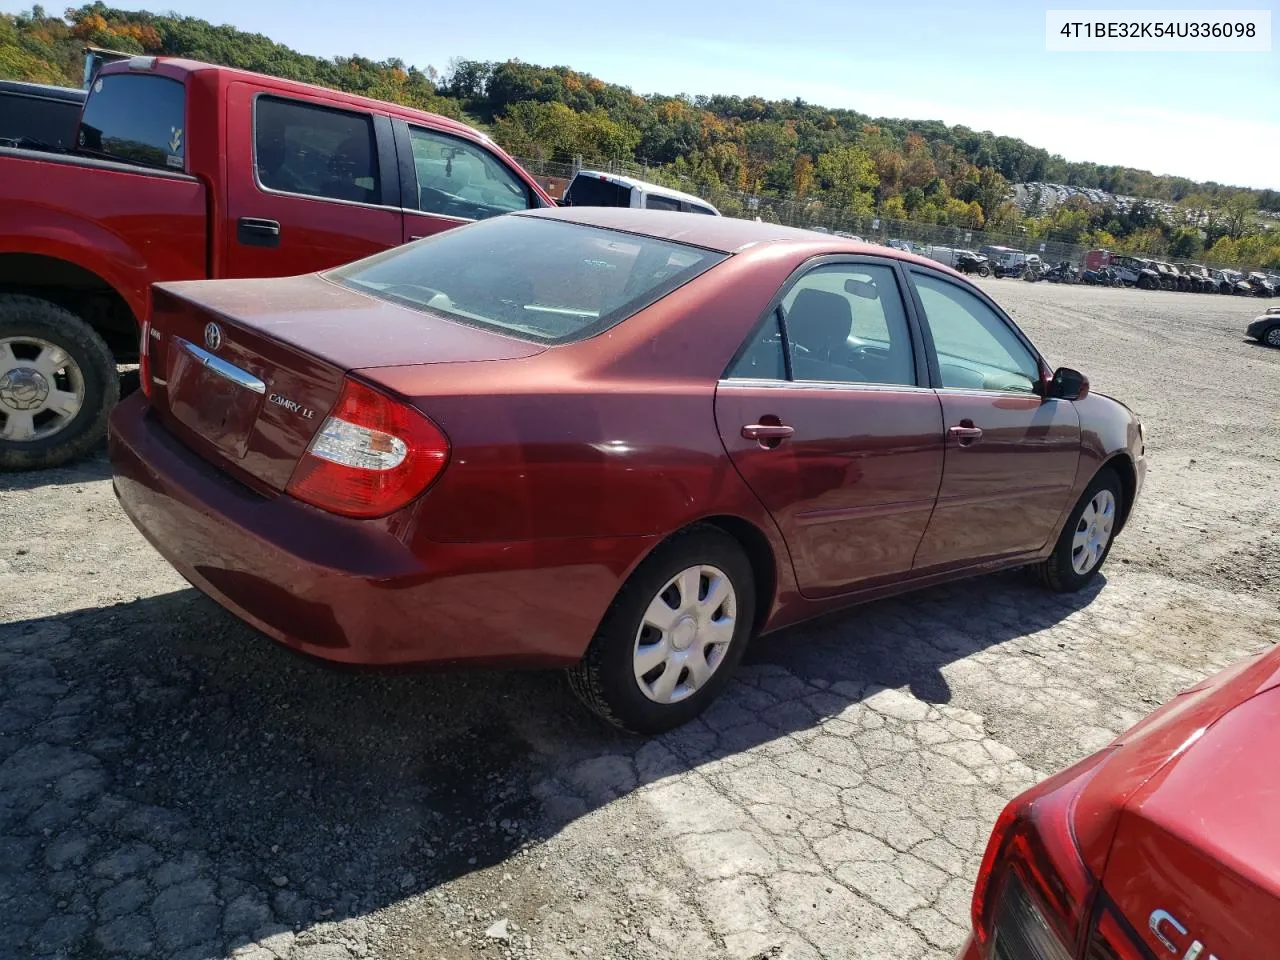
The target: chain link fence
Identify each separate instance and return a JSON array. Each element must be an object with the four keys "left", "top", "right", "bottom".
[{"left": 513, "top": 154, "right": 1270, "bottom": 277}]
